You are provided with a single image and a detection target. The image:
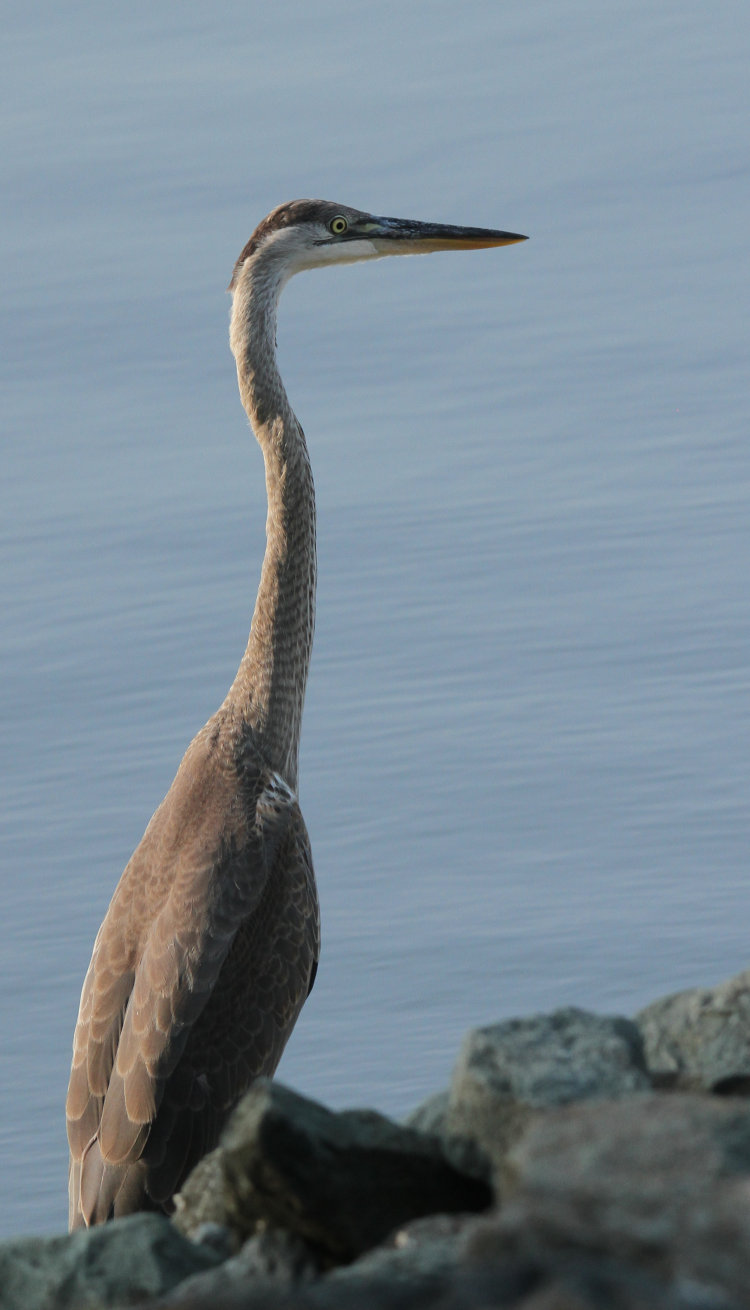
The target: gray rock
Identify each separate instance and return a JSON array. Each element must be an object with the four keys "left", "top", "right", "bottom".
[
  {"left": 325, "top": 1213, "right": 472, "bottom": 1296},
  {"left": 0, "top": 1212, "right": 222, "bottom": 1310},
  {"left": 160, "top": 1228, "right": 318, "bottom": 1306},
  {"left": 149, "top": 1206, "right": 739, "bottom": 1310},
  {"left": 445, "top": 1007, "right": 650, "bottom": 1185},
  {"left": 636, "top": 969, "right": 750, "bottom": 1092},
  {"left": 178, "top": 1079, "right": 490, "bottom": 1263},
  {"left": 65, "top": 1089, "right": 750, "bottom": 1310},
  {"left": 187, "top": 1224, "right": 235, "bottom": 1261},
  {"left": 404, "top": 1089, "right": 489, "bottom": 1186},
  {"left": 404, "top": 1090, "right": 450, "bottom": 1138},
  {"left": 323, "top": 1215, "right": 656, "bottom": 1310},
  {"left": 173, "top": 1148, "right": 232, "bottom": 1243},
  {"left": 452, "top": 1255, "right": 735, "bottom": 1310},
  {"left": 465, "top": 1093, "right": 750, "bottom": 1306},
  {"left": 149, "top": 1214, "right": 536, "bottom": 1309},
  {"left": 144, "top": 1215, "right": 473, "bottom": 1309}
]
